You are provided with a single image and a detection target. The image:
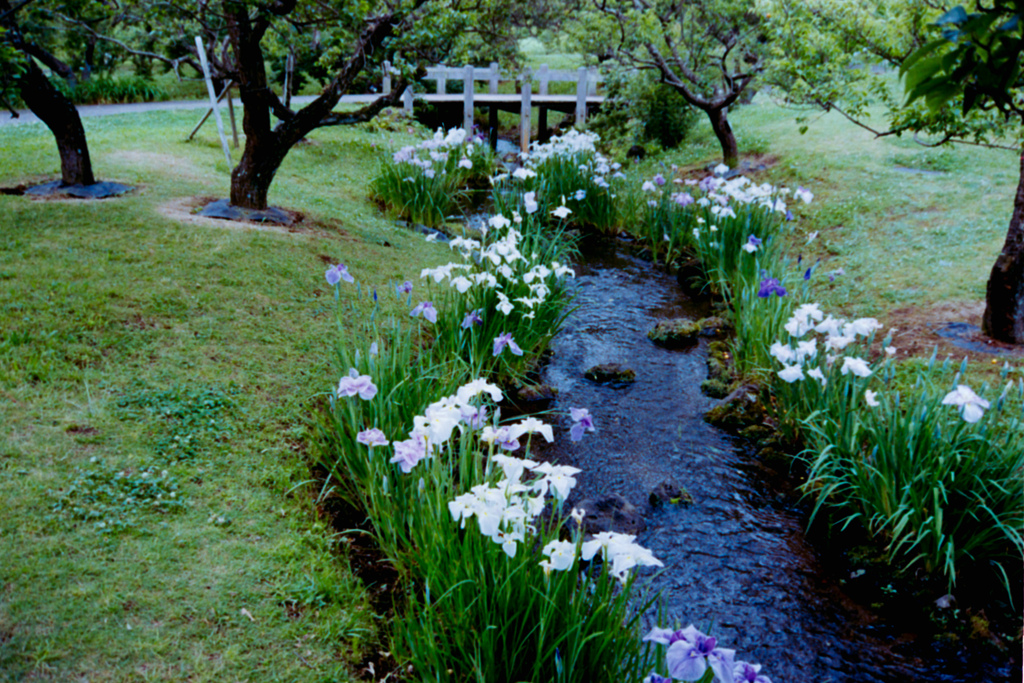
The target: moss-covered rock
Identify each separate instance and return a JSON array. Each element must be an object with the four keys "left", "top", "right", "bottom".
[
  {"left": 649, "top": 480, "right": 694, "bottom": 507},
  {"left": 706, "top": 340, "right": 735, "bottom": 385},
  {"left": 700, "top": 378, "right": 732, "bottom": 398},
  {"left": 648, "top": 318, "right": 702, "bottom": 348},
  {"left": 704, "top": 383, "right": 767, "bottom": 432},
  {"left": 738, "top": 424, "right": 774, "bottom": 443},
  {"left": 697, "top": 316, "right": 732, "bottom": 338},
  {"left": 515, "top": 383, "right": 558, "bottom": 409},
  {"left": 584, "top": 363, "right": 636, "bottom": 383}
]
